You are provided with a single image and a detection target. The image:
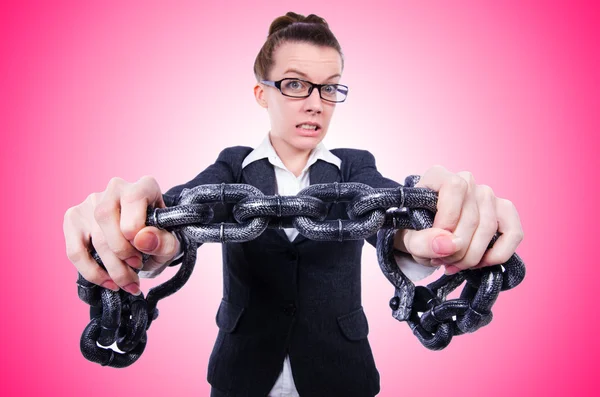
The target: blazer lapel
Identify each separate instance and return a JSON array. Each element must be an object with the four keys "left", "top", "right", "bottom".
[{"left": 241, "top": 158, "right": 342, "bottom": 246}]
